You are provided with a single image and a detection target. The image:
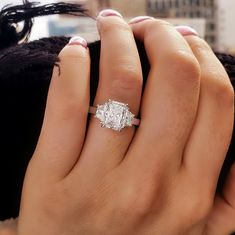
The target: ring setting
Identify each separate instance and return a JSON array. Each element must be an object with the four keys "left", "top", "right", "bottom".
[{"left": 89, "top": 99, "right": 140, "bottom": 131}]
